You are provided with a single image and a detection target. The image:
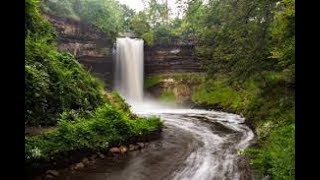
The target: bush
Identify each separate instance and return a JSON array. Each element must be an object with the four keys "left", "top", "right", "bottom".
[
  {"left": 25, "top": 38, "right": 105, "bottom": 125},
  {"left": 25, "top": 103, "right": 163, "bottom": 163}
]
